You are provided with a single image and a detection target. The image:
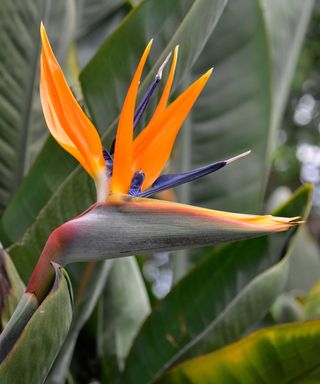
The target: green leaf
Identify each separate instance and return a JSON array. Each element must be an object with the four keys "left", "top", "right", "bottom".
[
  {"left": 46, "top": 260, "right": 111, "bottom": 383},
  {"left": 122, "top": 185, "right": 311, "bottom": 384},
  {"left": 80, "top": 0, "right": 227, "bottom": 133},
  {"left": 0, "top": 264, "right": 73, "bottom": 384},
  {"left": 305, "top": 282, "right": 320, "bottom": 320},
  {"left": 98, "top": 257, "right": 151, "bottom": 382},
  {"left": 0, "top": 0, "right": 78, "bottom": 216},
  {"left": 271, "top": 293, "right": 306, "bottom": 323},
  {"left": 5, "top": 0, "right": 228, "bottom": 279},
  {"left": 77, "top": 4, "right": 129, "bottom": 69},
  {"left": 8, "top": 169, "right": 95, "bottom": 283},
  {"left": 285, "top": 226, "right": 320, "bottom": 292},
  {"left": 0, "top": 0, "right": 46, "bottom": 212},
  {"left": 0, "top": 246, "right": 24, "bottom": 331},
  {"left": 46, "top": 0, "right": 76, "bottom": 64},
  {"left": 0, "top": 0, "right": 78, "bottom": 246},
  {"left": 0, "top": 139, "right": 78, "bottom": 248},
  {"left": 159, "top": 319, "right": 320, "bottom": 384},
  {"left": 77, "top": 0, "right": 126, "bottom": 37},
  {"left": 189, "top": 0, "right": 313, "bottom": 212}
]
